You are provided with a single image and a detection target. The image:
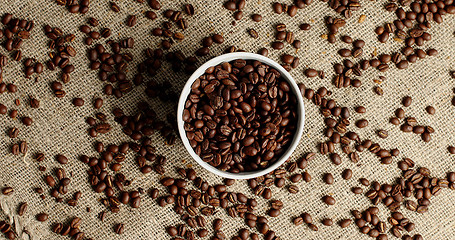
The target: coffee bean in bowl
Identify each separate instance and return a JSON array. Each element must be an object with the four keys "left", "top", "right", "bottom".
[{"left": 177, "top": 53, "right": 305, "bottom": 179}]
